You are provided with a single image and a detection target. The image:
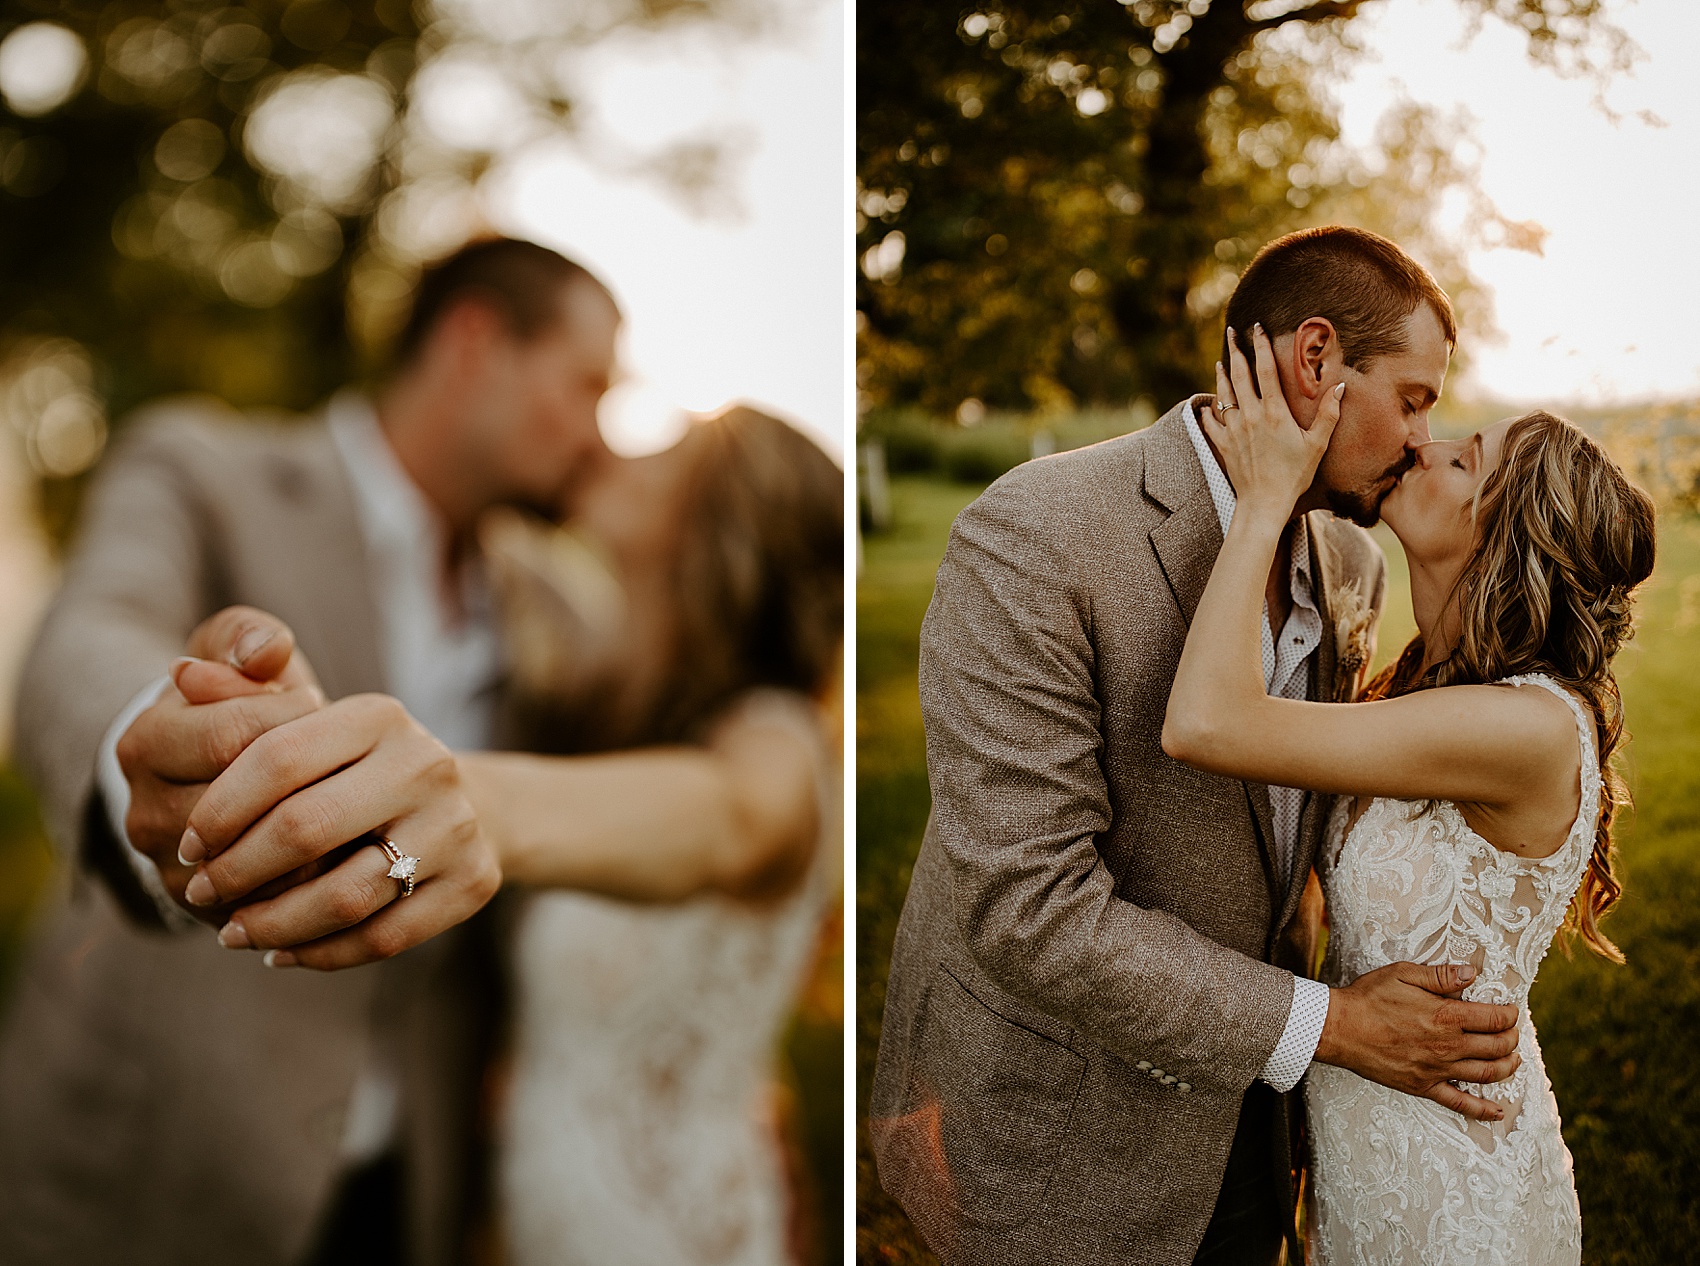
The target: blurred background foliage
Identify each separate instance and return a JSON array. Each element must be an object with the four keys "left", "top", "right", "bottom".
[
  {"left": 0, "top": 0, "right": 775, "bottom": 540},
  {"left": 856, "top": 0, "right": 1627, "bottom": 418}
]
